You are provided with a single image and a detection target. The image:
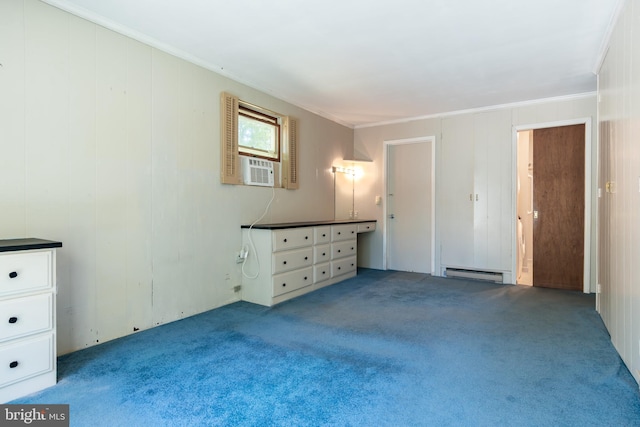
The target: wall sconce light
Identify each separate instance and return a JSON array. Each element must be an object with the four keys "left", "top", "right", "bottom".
[{"left": 332, "top": 166, "right": 356, "bottom": 176}]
